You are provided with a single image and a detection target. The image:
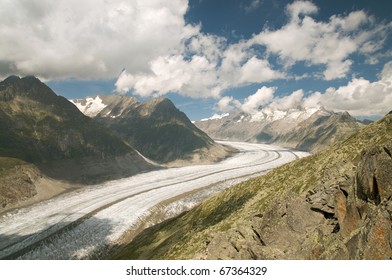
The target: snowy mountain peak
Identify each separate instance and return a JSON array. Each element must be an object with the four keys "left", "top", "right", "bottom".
[
  {"left": 200, "top": 113, "right": 230, "bottom": 122},
  {"left": 200, "top": 106, "right": 328, "bottom": 124},
  {"left": 249, "top": 107, "right": 321, "bottom": 123},
  {"left": 70, "top": 95, "right": 107, "bottom": 117}
]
